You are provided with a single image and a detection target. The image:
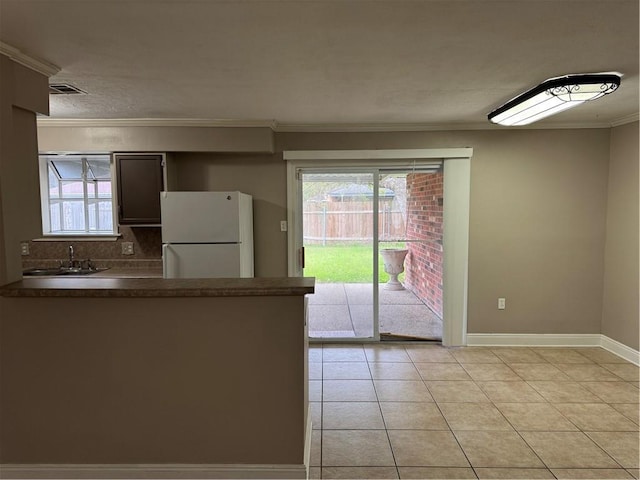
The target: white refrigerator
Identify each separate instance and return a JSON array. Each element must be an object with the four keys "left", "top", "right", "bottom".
[{"left": 161, "top": 191, "right": 254, "bottom": 278}]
